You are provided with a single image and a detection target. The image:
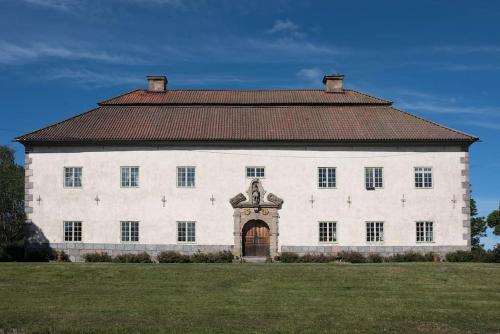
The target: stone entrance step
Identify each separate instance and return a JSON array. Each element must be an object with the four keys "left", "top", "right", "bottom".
[{"left": 243, "top": 256, "right": 268, "bottom": 263}]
